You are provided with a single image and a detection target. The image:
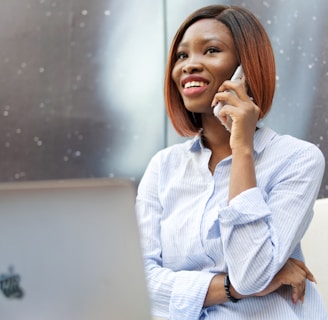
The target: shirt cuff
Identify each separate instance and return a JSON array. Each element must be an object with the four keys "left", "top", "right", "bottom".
[
  {"left": 169, "top": 271, "right": 215, "bottom": 320},
  {"left": 219, "top": 187, "right": 270, "bottom": 225}
]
